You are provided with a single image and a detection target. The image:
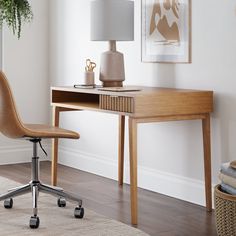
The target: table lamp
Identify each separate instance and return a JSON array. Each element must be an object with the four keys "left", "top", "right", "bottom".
[{"left": 91, "top": 0, "right": 134, "bottom": 87}]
